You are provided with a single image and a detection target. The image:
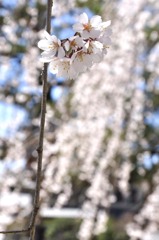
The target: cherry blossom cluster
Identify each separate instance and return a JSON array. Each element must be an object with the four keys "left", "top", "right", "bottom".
[{"left": 38, "top": 13, "right": 111, "bottom": 79}]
